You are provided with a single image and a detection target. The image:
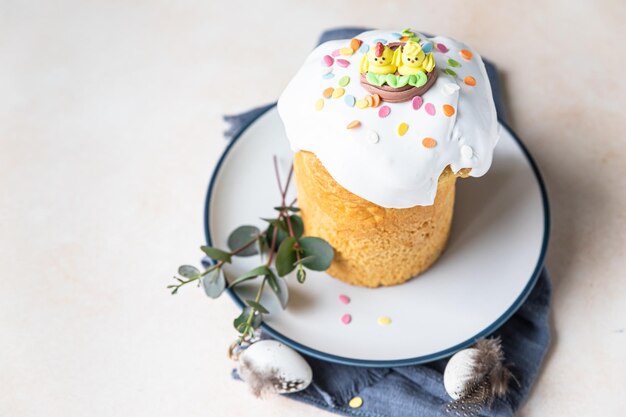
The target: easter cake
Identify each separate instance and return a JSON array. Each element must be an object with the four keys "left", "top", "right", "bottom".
[{"left": 278, "top": 29, "right": 499, "bottom": 287}]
